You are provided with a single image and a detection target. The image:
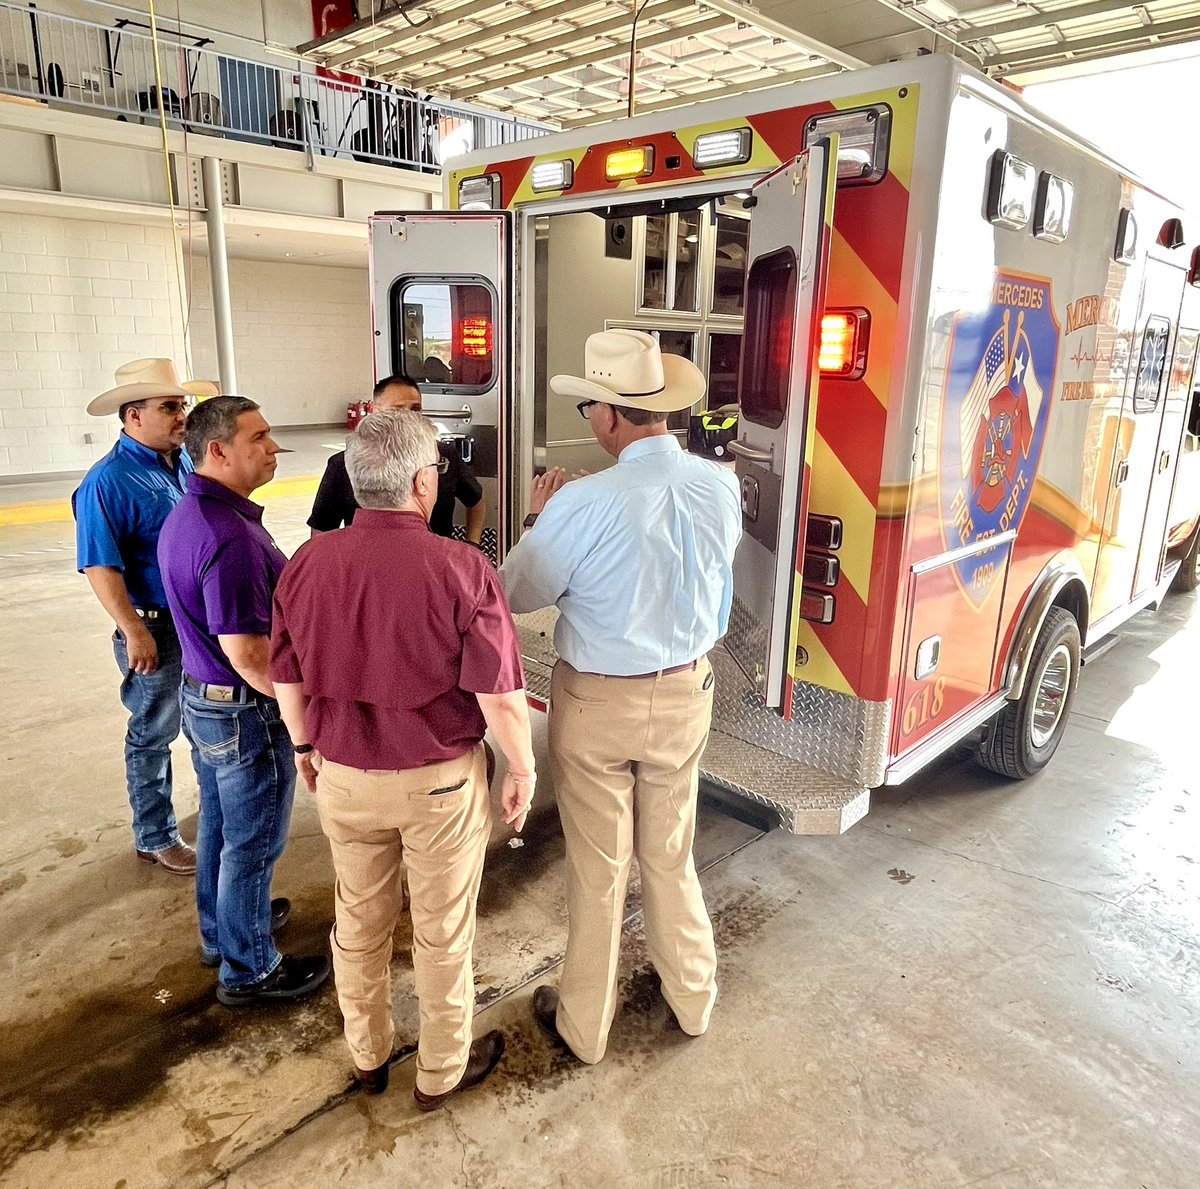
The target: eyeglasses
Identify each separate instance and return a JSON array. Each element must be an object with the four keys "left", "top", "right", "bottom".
[
  {"left": 576, "top": 400, "right": 599, "bottom": 420},
  {"left": 422, "top": 456, "right": 450, "bottom": 475}
]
